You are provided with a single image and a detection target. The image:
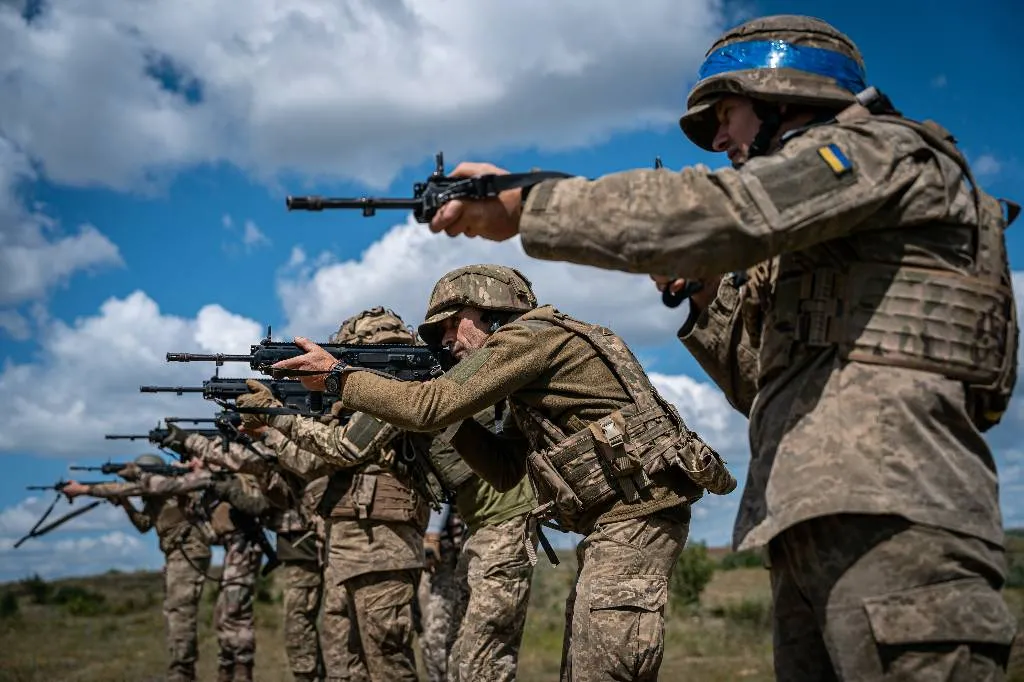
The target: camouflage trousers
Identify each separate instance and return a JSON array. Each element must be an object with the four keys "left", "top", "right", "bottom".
[
  {"left": 215, "top": 533, "right": 262, "bottom": 668},
  {"left": 163, "top": 548, "right": 211, "bottom": 682},
  {"left": 768, "top": 513, "right": 1018, "bottom": 681},
  {"left": 280, "top": 560, "right": 324, "bottom": 681},
  {"left": 417, "top": 550, "right": 460, "bottom": 682},
  {"left": 322, "top": 568, "right": 420, "bottom": 682},
  {"left": 561, "top": 508, "right": 689, "bottom": 682},
  {"left": 448, "top": 514, "right": 535, "bottom": 682}
]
